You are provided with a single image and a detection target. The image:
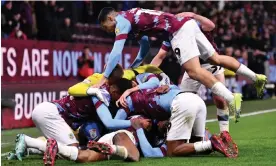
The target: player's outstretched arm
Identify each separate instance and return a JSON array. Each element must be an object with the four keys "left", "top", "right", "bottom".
[
  {"left": 114, "top": 108, "right": 128, "bottom": 120},
  {"left": 92, "top": 96, "right": 132, "bottom": 130},
  {"left": 94, "top": 16, "right": 131, "bottom": 88},
  {"left": 136, "top": 128, "right": 165, "bottom": 157},
  {"left": 150, "top": 41, "right": 170, "bottom": 67},
  {"left": 176, "top": 12, "right": 215, "bottom": 31},
  {"left": 130, "top": 36, "right": 150, "bottom": 68},
  {"left": 117, "top": 73, "right": 160, "bottom": 108}
]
